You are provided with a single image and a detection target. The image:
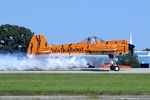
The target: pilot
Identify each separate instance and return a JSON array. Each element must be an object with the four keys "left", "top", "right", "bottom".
[
  {"left": 87, "top": 37, "right": 91, "bottom": 43},
  {"left": 94, "top": 36, "right": 98, "bottom": 43}
]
